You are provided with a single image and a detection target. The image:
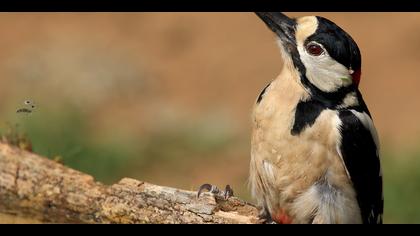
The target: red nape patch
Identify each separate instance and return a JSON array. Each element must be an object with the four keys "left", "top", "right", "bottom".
[
  {"left": 352, "top": 69, "right": 361, "bottom": 87},
  {"left": 272, "top": 209, "right": 293, "bottom": 224}
]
